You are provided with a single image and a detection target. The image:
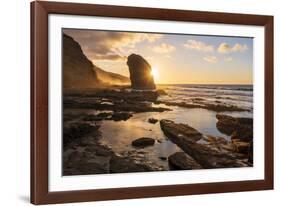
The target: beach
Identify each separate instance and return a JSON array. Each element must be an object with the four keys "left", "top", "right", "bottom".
[{"left": 63, "top": 84, "right": 253, "bottom": 175}]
